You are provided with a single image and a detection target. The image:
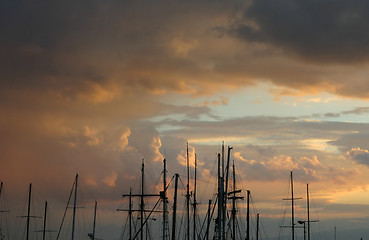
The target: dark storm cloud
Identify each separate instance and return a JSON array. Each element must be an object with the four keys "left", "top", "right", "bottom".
[
  {"left": 233, "top": 0, "right": 369, "bottom": 63},
  {"left": 0, "top": 0, "right": 237, "bottom": 95}
]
